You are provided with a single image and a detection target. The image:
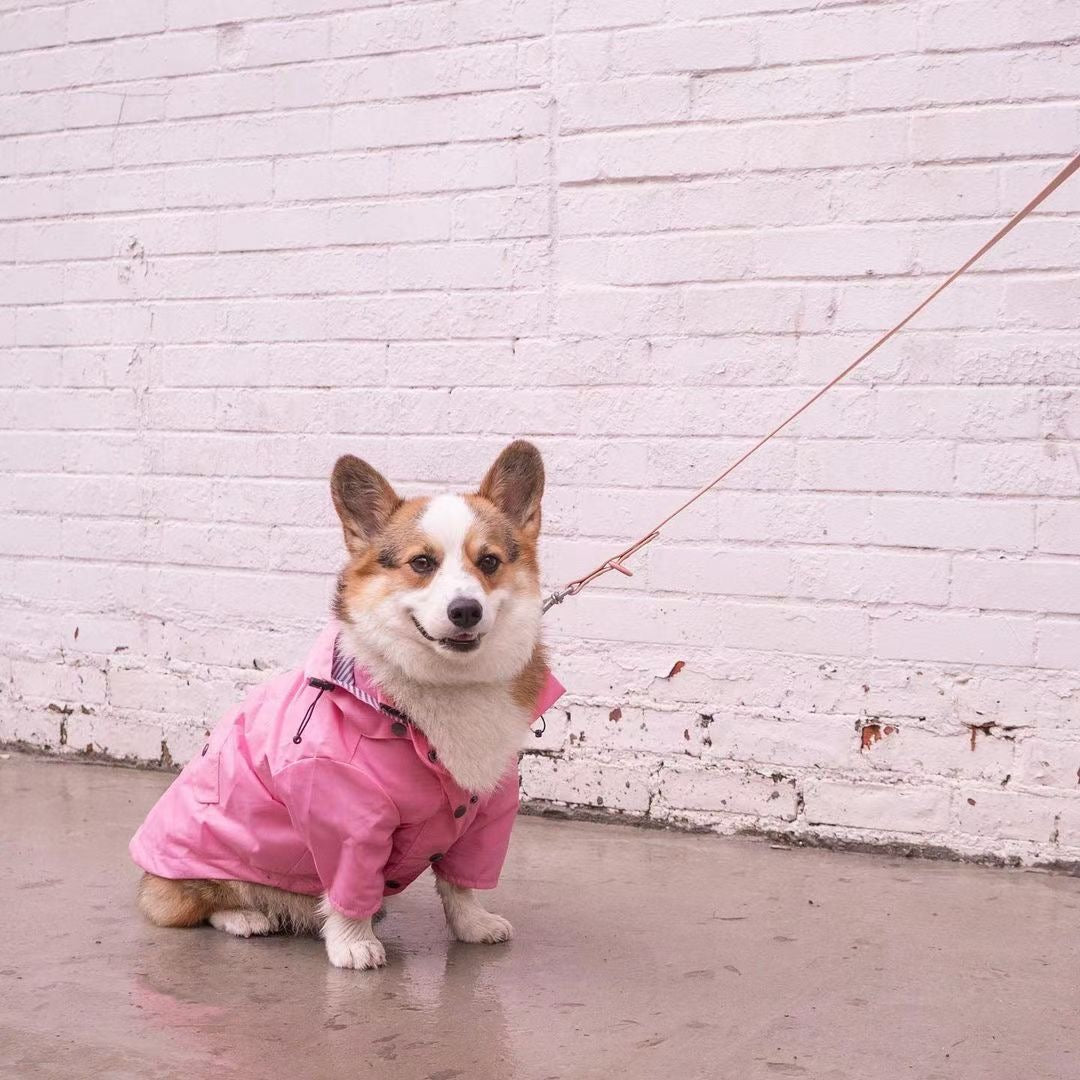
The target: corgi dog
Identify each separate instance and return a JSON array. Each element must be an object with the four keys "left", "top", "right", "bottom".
[{"left": 131, "top": 441, "right": 562, "bottom": 969}]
